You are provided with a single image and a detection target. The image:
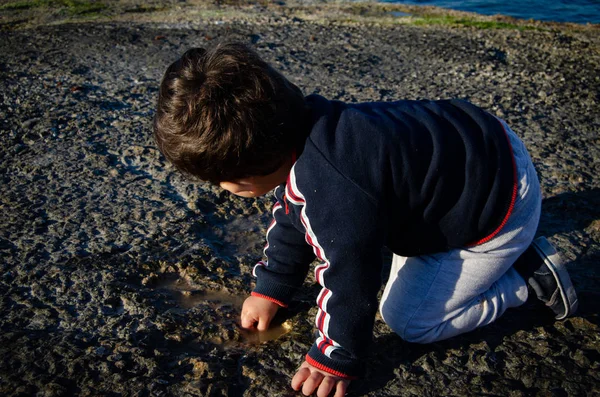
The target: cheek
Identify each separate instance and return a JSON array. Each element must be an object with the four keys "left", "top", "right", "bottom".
[
  {"left": 220, "top": 180, "right": 277, "bottom": 198},
  {"left": 220, "top": 182, "right": 243, "bottom": 194},
  {"left": 233, "top": 191, "right": 261, "bottom": 198}
]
